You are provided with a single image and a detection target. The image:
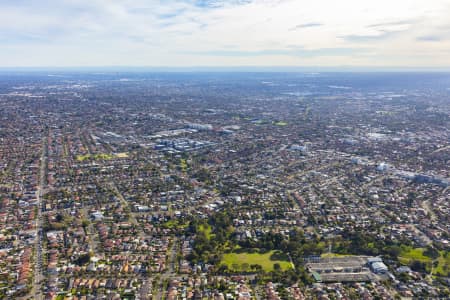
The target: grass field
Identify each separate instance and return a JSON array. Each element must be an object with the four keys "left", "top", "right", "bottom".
[
  {"left": 221, "top": 250, "right": 293, "bottom": 272},
  {"left": 115, "top": 152, "right": 129, "bottom": 158},
  {"left": 76, "top": 152, "right": 128, "bottom": 161},
  {"left": 399, "top": 246, "right": 450, "bottom": 276},
  {"left": 434, "top": 252, "right": 450, "bottom": 276},
  {"left": 399, "top": 247, "right": 429, "bottom": 261},
  {"left": 321, "top": 253, "right": 353, "bottom": 258}
]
